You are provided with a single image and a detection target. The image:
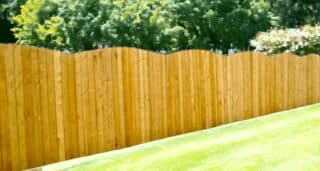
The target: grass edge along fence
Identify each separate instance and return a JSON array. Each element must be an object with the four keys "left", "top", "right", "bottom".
[{"left": 1, "top": 44, "right": 320, "bottom": 171}]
